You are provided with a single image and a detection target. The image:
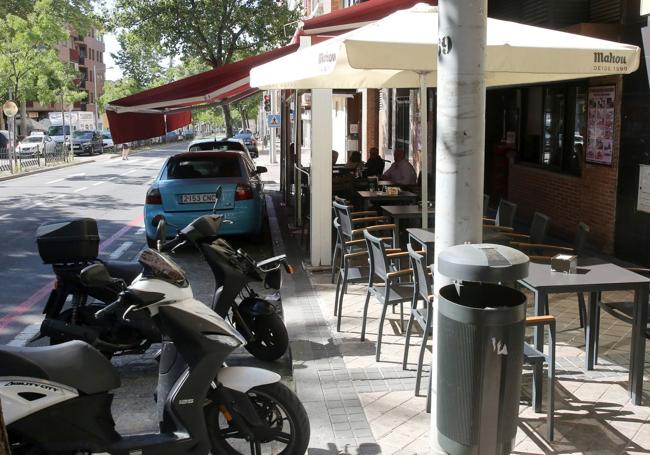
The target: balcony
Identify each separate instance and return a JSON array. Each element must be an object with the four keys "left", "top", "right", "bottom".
[
  {"left": 69, "top": 48, "right": 80, "bottom": 62},
  {"left": 73, "top": 35, "right": 84, "bottom": 43},
  {"left": 78, "top": 56, "right": 86, "bottom": 66}
]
